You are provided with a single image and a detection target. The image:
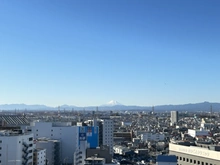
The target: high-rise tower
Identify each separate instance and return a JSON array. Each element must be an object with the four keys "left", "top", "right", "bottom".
[{"left": 170, "top": 111, "right": 179, "bottom": 125}]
